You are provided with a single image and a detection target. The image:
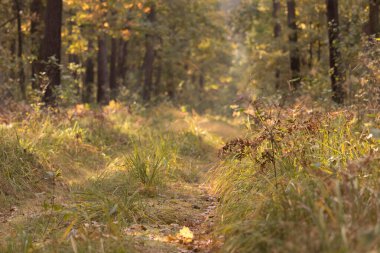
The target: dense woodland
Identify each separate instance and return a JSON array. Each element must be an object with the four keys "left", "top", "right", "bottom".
[{"left": 0, "top": 0, "right": 379, "bottom": 253}]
